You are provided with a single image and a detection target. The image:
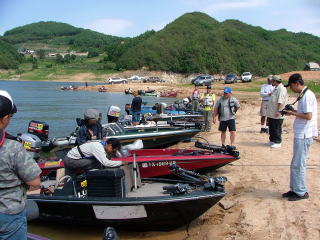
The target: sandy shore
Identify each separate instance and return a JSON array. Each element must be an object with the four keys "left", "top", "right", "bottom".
[{"left": 118, "top": 97, "right": 320, "bottom": 240}]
